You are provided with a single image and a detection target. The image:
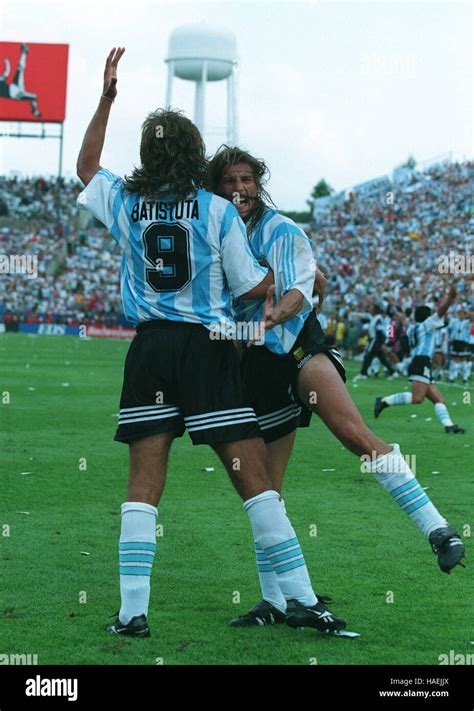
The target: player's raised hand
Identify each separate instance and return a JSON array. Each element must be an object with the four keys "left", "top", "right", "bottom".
[{"left": 102, "top": 47, "right": 125, "bottom": 101}]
